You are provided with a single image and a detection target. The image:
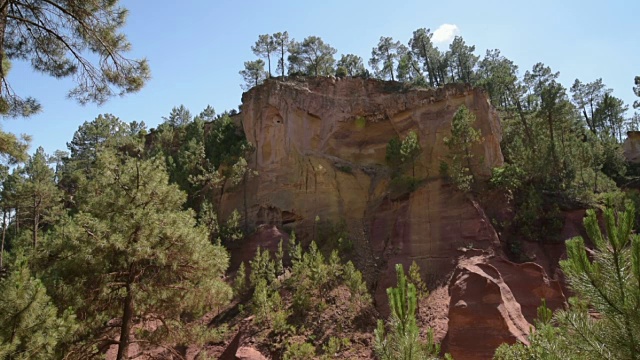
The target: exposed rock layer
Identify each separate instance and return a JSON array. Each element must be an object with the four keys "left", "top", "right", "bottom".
[
  {"left": 623, "top": 131, "right": 640, "bottom": 163},
  {"left": 218, "top": 77, "right": 566, "bottom": 358},
  {"left": 222, "top": 77, "right": 504, "bottom": 270},
  {"left": 442, "top": 255, "right": 566, "bottom": 359}
]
